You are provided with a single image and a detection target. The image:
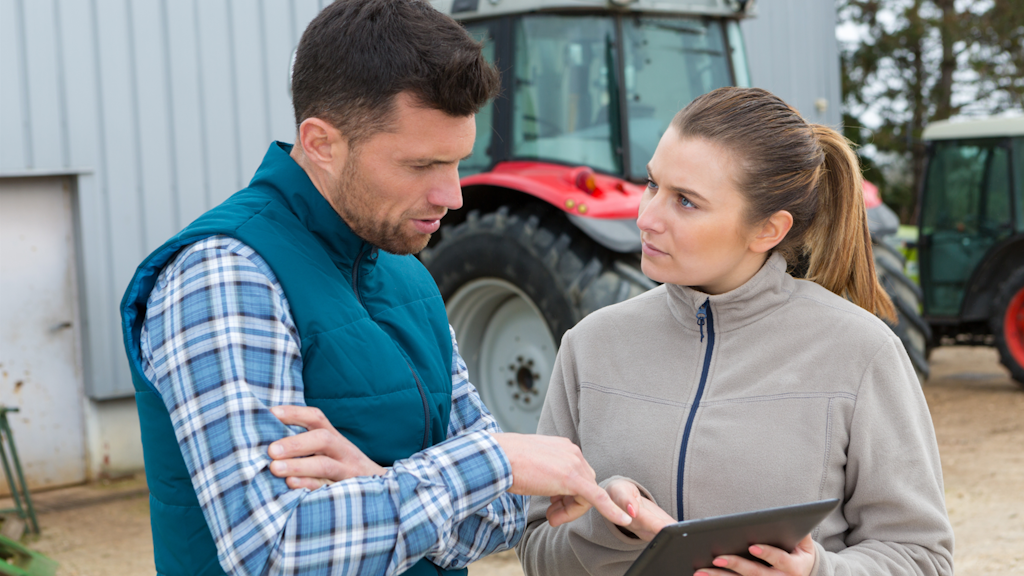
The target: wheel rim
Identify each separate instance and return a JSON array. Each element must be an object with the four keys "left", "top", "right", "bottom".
[
  {"left": 1005, "top": 286, "right": 1024, "bottom": 369},
  {"left": 446, "top": 278, "right": 557, "bottom": 434}
]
